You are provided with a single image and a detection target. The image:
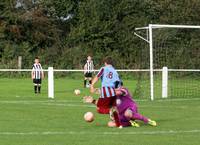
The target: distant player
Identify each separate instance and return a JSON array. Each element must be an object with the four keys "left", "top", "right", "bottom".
[
  {"left": 90, "top": 57, "right": 122, "bottom": 127},
  {"left": 31, "top": 57, "right": 44, "bottom": 94},
  {"left": 83, "top": 56, "right": 94, "bottom": 88}
]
